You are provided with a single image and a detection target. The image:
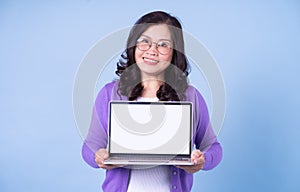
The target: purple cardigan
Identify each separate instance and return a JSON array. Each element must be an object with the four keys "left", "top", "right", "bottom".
[{"left": 82, "top": 81, "right": 222, "bottom": 192}]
